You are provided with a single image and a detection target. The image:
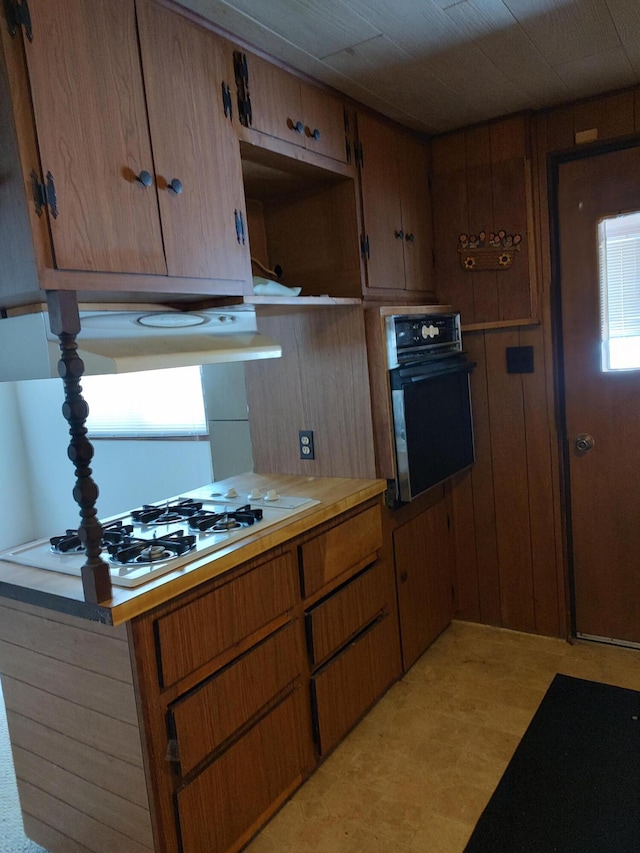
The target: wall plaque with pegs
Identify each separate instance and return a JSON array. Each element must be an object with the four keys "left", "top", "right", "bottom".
[{"left": 458, "top": 230, "right": 522, "bottom": 271}]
